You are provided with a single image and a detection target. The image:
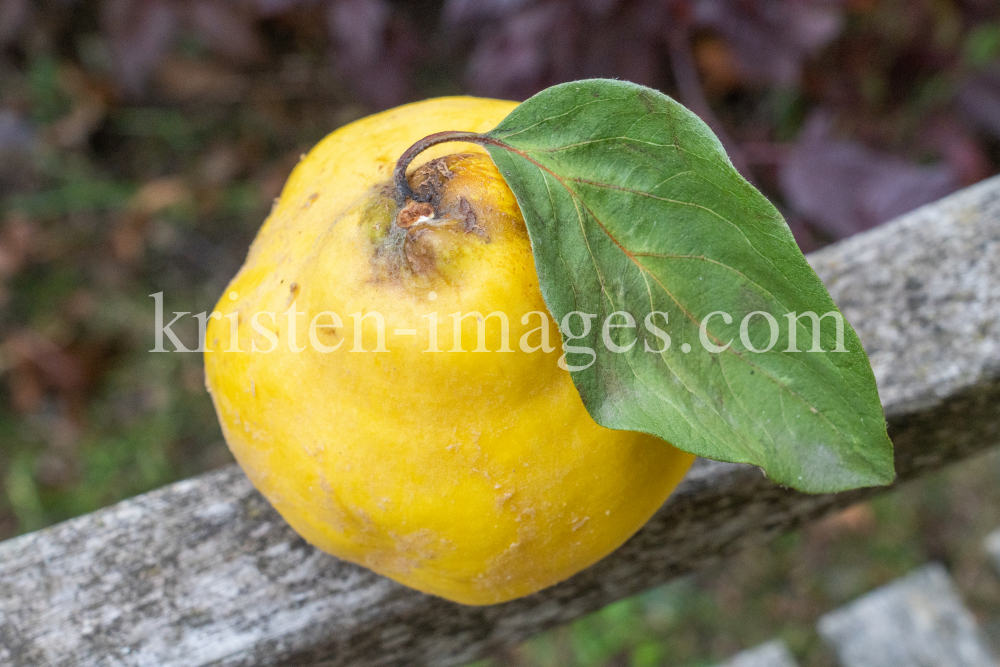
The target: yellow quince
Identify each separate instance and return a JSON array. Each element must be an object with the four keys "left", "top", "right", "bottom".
[{"left": 203, "top": 97, "right": 695, "bottom": 605}]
